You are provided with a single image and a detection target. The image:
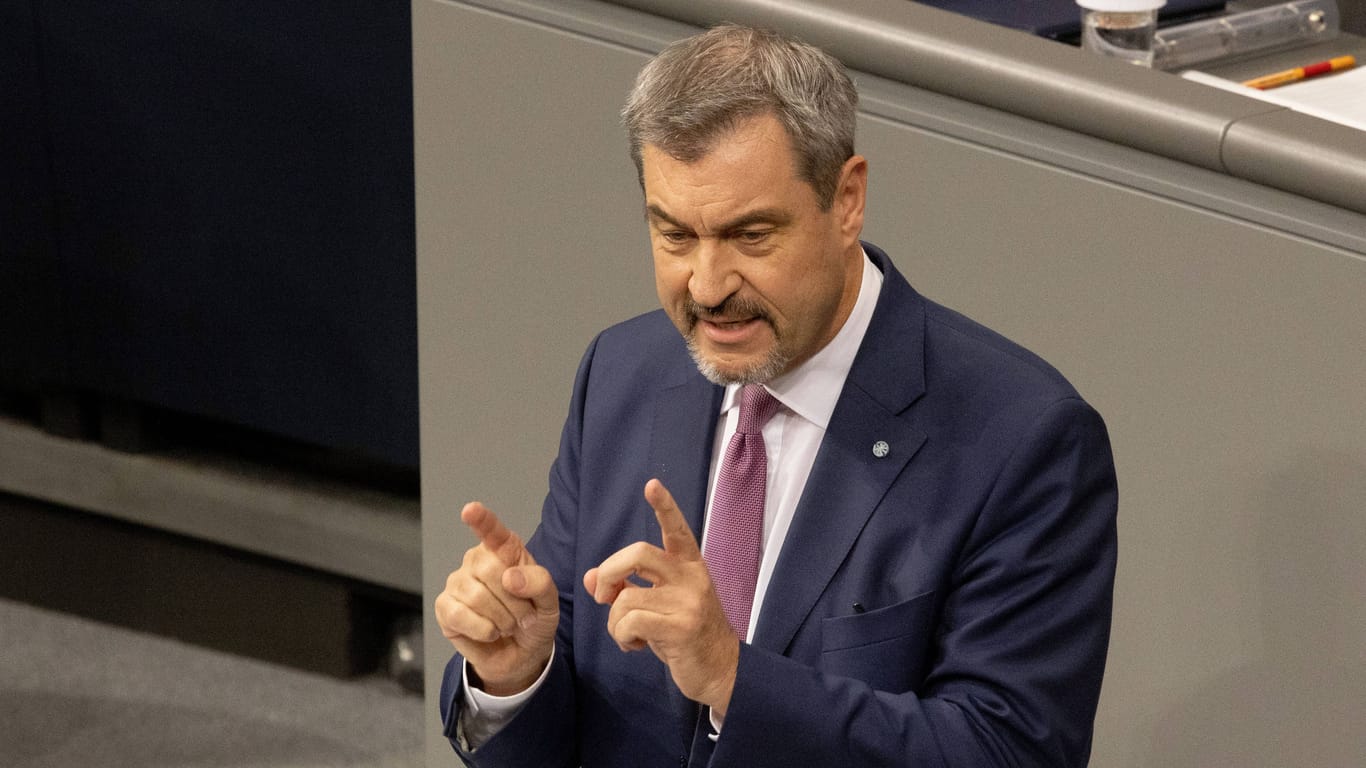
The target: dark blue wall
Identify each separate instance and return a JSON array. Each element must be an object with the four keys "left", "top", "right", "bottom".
[{"left": 1, "top": 0, "right": 417, "bottom": 469}]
